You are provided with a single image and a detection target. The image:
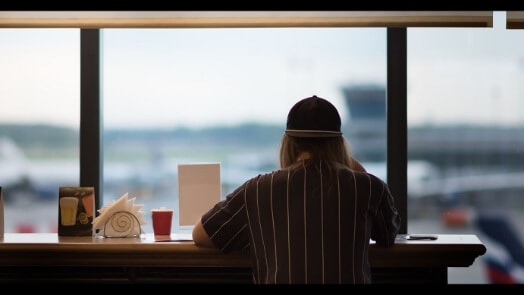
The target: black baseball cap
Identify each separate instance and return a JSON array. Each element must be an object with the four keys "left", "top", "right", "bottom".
[{"left": 285, "top": 95, "right": 342, "bottom": 138}]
